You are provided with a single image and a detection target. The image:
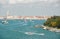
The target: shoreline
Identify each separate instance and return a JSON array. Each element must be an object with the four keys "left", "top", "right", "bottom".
[
  {"left": 42, "top": 26, "right": 60, "bottom": 32},
  {"left": 34, "top": 25, "right": 60, "bottom": 32}
]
